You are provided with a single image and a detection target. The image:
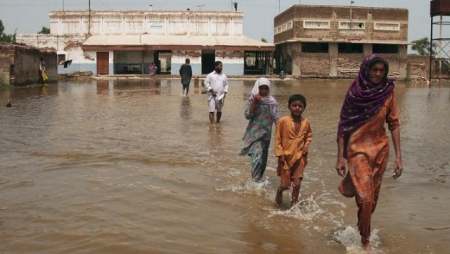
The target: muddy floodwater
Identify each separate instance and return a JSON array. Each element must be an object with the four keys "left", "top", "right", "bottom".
[{"left": 0, "top": 78, "right": 449, "bottom": 254}]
